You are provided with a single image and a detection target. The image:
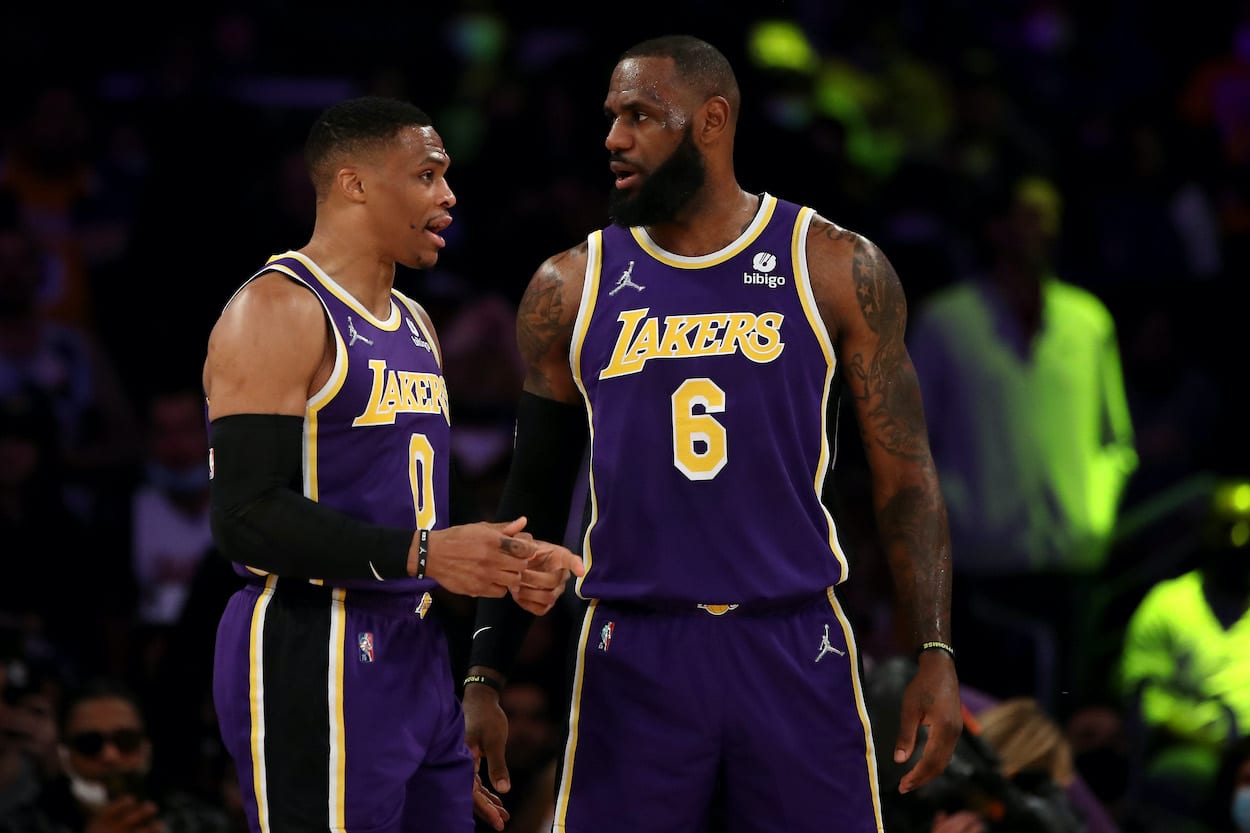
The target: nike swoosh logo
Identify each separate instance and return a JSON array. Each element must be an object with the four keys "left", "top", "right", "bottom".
[{"left": 472, "top": 627, "right": 493, "bottom": 640}]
